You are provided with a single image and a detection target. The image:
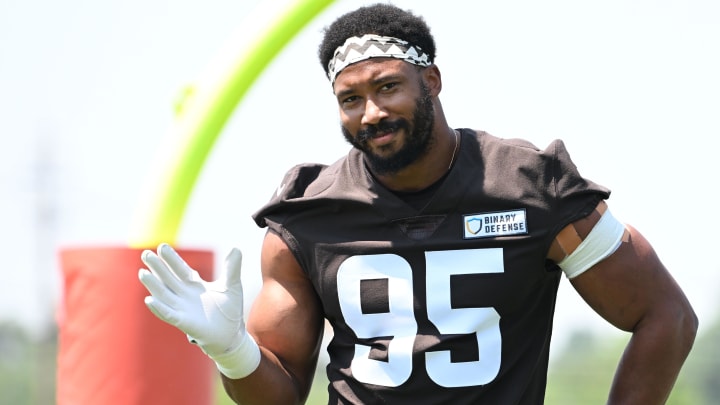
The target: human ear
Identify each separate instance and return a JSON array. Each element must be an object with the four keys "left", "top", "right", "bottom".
[{"left": 422, "top": 64, "right": 442, "bottom": 96}]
